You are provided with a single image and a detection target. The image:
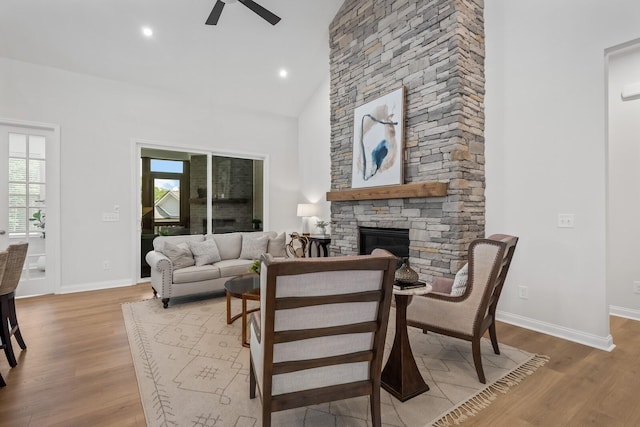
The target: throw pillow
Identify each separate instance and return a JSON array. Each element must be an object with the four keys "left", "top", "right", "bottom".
[
  {"left": 267, "top": 232, "right": 287, "bottom": 258},
  {"left": 163, "top": 242, "right": 195, "bottom": 270},
  {"left": 450, "top": 263, "right": 469, "bottom": 297},
  {"left": 212, "top": 233, "right": 242, "bottom": 260},
  {"left": 188, "top": 239, "right": 222, "bottom": 266},
  {"left": 239, "top": 234, "right": 270, "bottom": 260}
]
